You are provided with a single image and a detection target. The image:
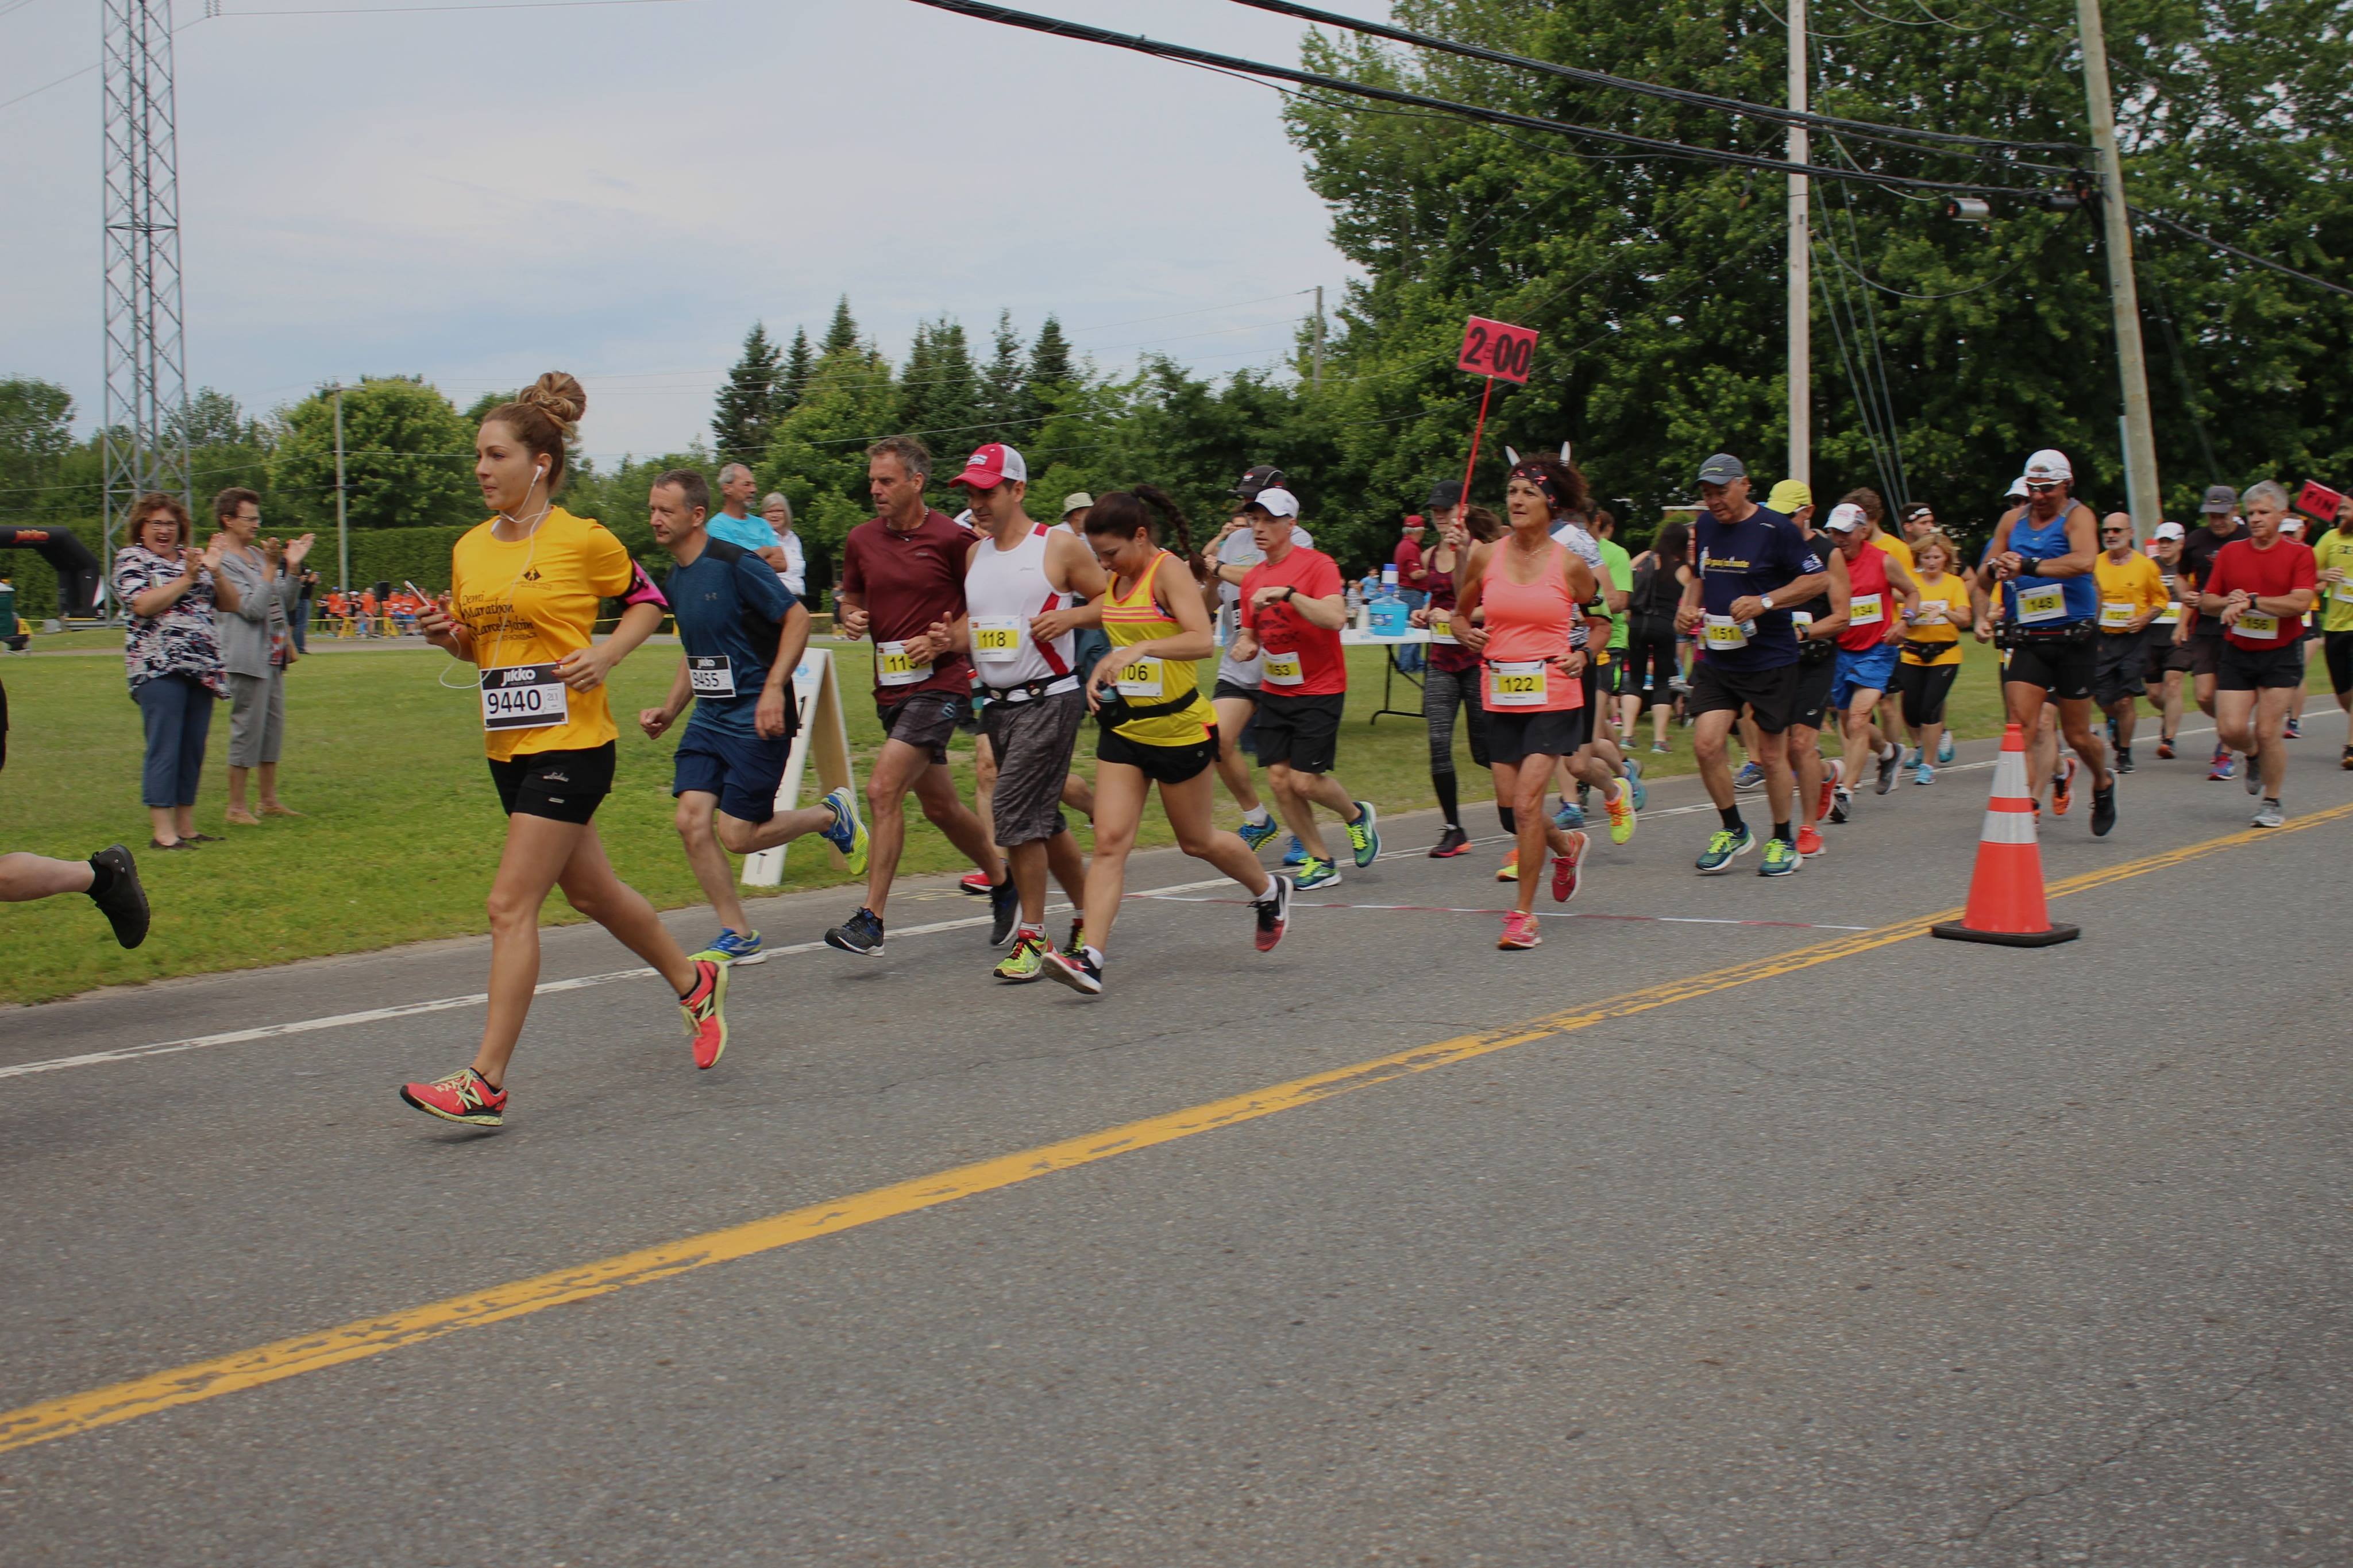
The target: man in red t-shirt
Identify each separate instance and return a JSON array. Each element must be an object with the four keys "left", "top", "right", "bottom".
[
  {"left": 824, "top": 435, "right": 1008, "bottom": 955},
  {"left": 1232, "top": 486, "right": 1378, "bottom": 887},
  {"left": 2199, "top": 479, "right": 2317, "bottom": 826}
]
